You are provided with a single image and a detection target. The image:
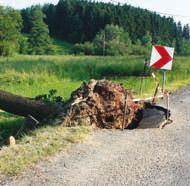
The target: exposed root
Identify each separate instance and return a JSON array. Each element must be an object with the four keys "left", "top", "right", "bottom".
[{"left": 58, "top": 79, "right": 143, "bottom": 129}]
